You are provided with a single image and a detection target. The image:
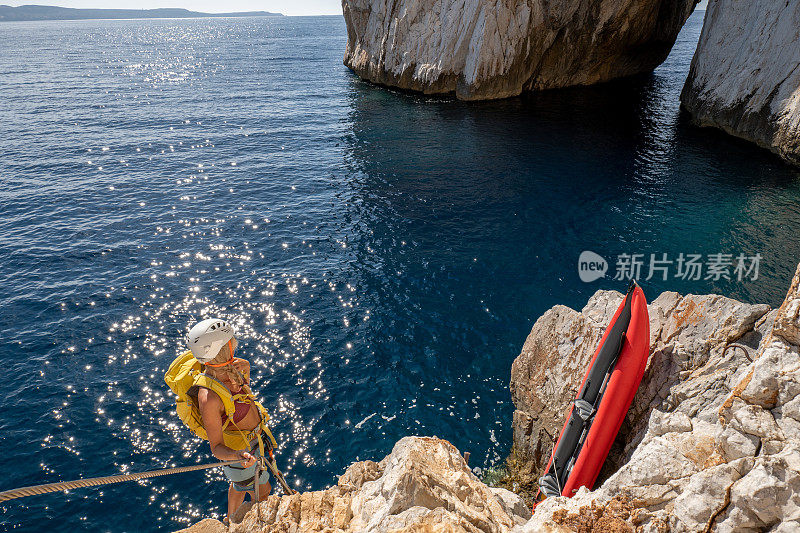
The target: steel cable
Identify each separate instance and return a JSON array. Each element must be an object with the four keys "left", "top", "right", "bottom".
[{"left": 0, "top": 460, "right": 240, "bottom": 502}]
